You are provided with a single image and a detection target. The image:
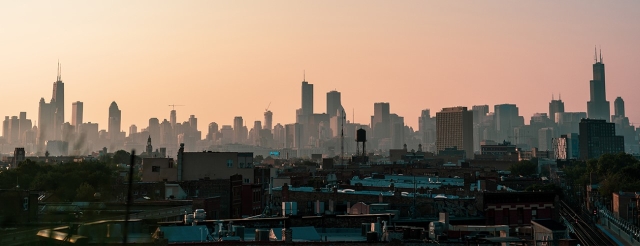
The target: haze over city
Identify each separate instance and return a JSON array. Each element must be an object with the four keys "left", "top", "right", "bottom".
[
  {"left": 5, "top": 2, "right": 640, "bottom": 245},
  {"left": 2, "top": 1, "right": 640, "bottom": 132}
]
